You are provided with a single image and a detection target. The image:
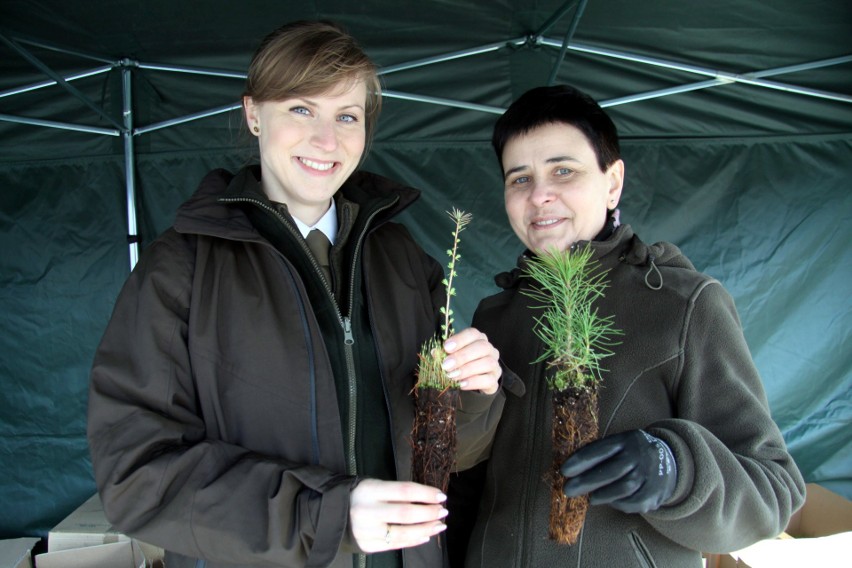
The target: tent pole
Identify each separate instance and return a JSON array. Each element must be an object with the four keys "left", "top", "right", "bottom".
[
  {"left": 135, "top": 102, "right": 242, "bottom": 135},
  {"left": 0, "top": 65, "right": 113, "bottom": 99},
  {"left": 379, "top": 38, "right": 526, "bottom": 75},
  {"left": 382, "top": 90, "right": 504, "bottom": 114},
  {"left": 0, "top": 112, "right": 119, "bottom": 135},
  {"left": 0, "top": 32, "right": 123, "bottom": 130},
  {"left": 121, "top": 62, "right": 140, "bottom": 270},
  {"left": 534, "top": 0, "right": 581, "bottom": 37},
  {"left": 601, "top": 54, "right": 852, "bottom": 107},
  {"left": 547, "top": 0, "right": 588, "bottom": 85},
  {"left": 542, "top": 38, "right": 852, "bottom": 104},
  {"left": 721, "top": 75, "right": 852, "bottom": 103},
  {"left": 138, "top": 62, "right": 246, "bottom": 79},
  {"left": 602, "top": 80, "right": 725, "bottom": 107}
]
